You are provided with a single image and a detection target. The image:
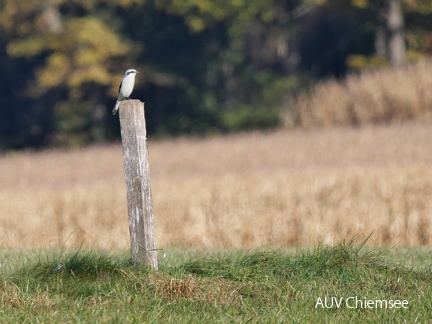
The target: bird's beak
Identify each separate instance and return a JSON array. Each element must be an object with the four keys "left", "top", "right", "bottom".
[{"left": 136, "top": 71, "right": 140, "bottom": 73}]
